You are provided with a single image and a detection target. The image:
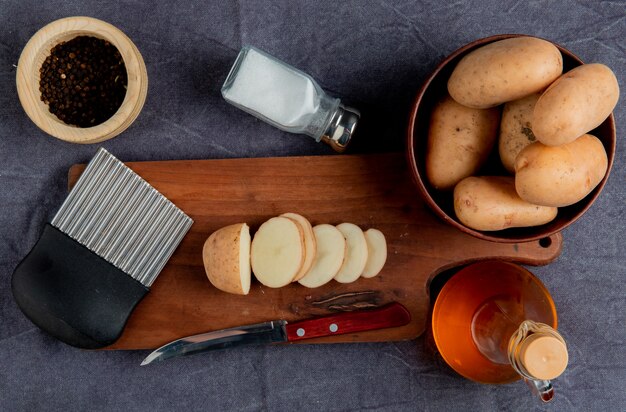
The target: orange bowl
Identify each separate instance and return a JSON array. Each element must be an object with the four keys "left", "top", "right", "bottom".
[{"left": 406, "top": 34, "right": 616, "bottom": 243}]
